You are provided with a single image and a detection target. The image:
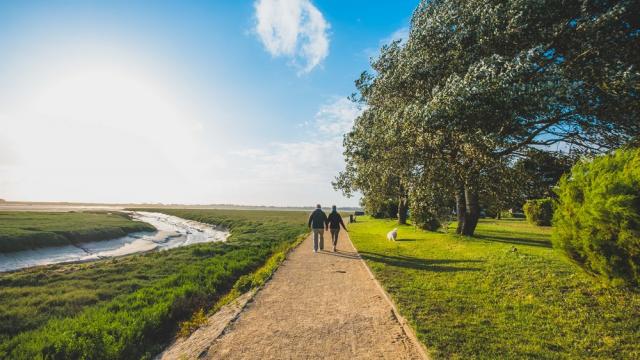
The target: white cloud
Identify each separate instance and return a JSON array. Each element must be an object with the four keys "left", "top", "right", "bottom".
[
  {"left": 381, "top": 26, "right": 409, "bottom": 46},
  {"left": 314, "top": 97, "right": 362, "bottom": 136},
  {"left": 232, "top": 97, "right": 362, "bottom": 206},
  {"left": 364, "top": 26, "right": 410, "bottom": 60},
  {"left": 254, "top": 0, "right": 330, "bottom": 74}
]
